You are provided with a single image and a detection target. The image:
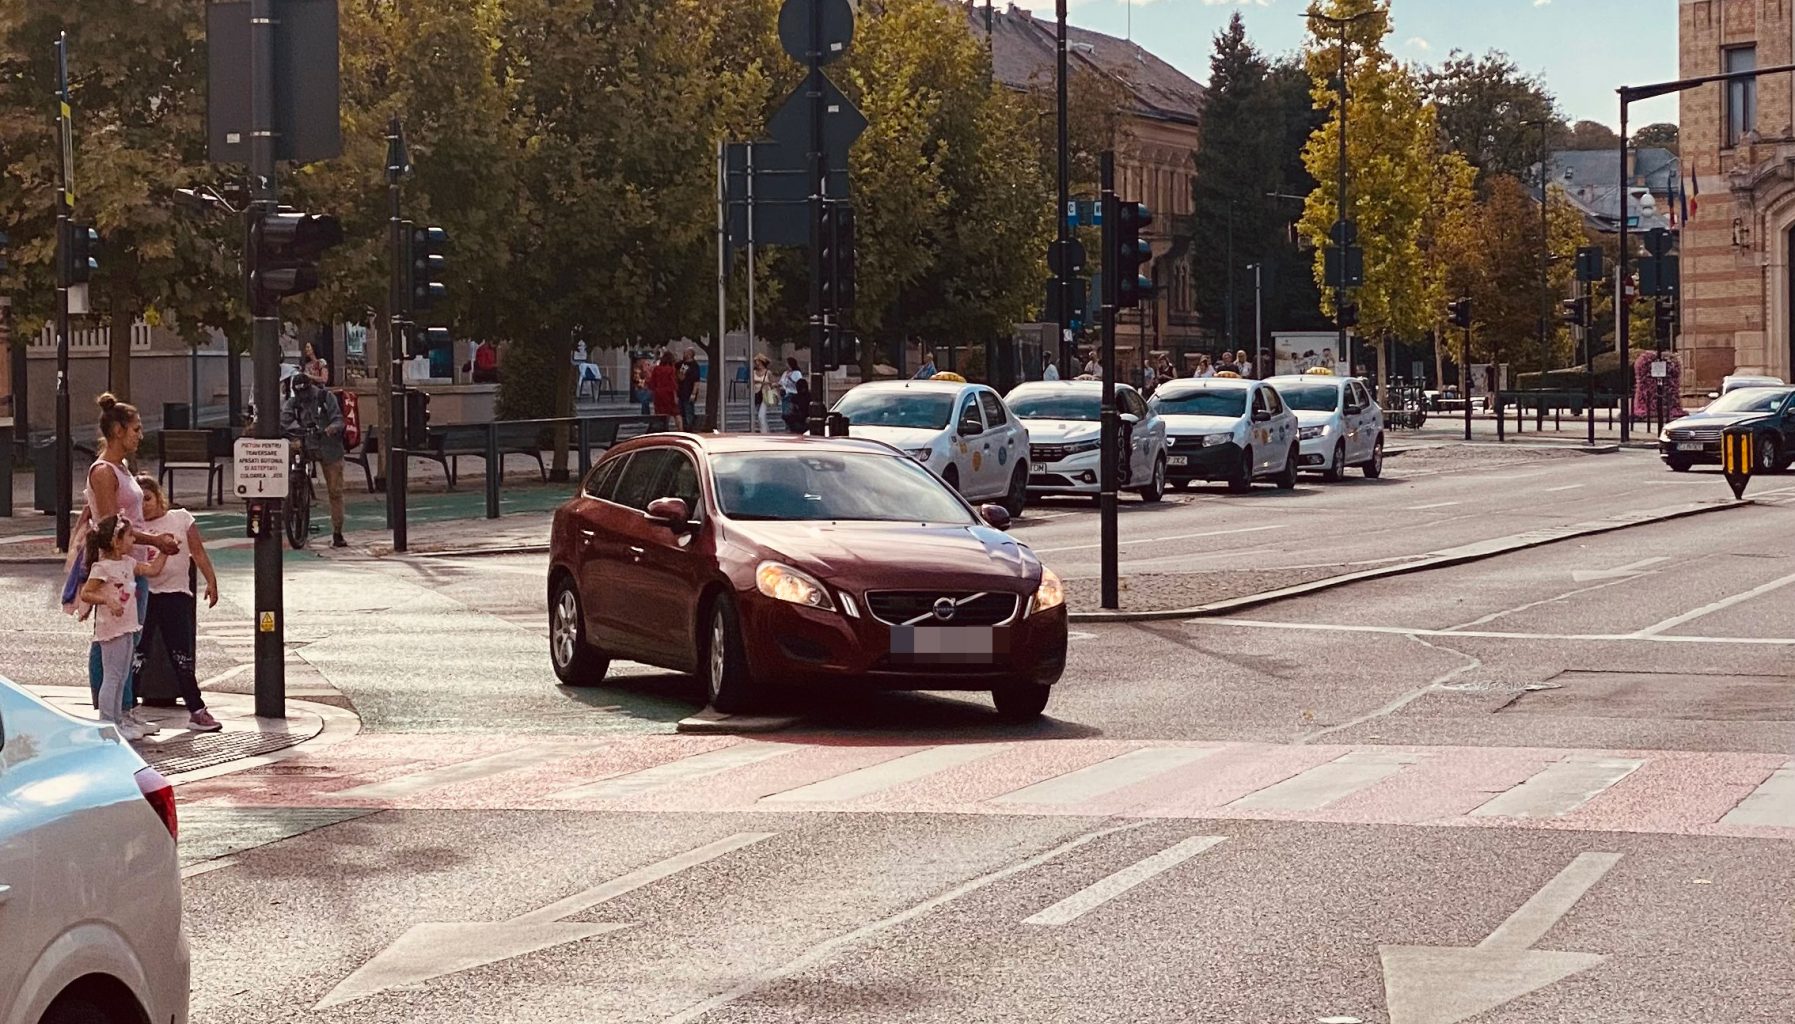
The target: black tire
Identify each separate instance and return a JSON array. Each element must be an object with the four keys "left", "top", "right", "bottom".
[
  {"left": 549, "top": 575, "right": 611, "bottom": 686},
  {"left": 704, "top": 594, "right": 758, "bottom": 713},
  {"left": 942, "top": 465, "right": 961, "bottom": 494},
  {"left": 1226, "top": 447, "right": 1254, "bottom": 494},
  {"left": 285, "top": 475, "right": 313, "bottom": 550},
  {"left": 1276, "top": 444, "right": 1299, "bottom": 490},
  {"left": 1362, "top": 436, "right": 1385, "bottom": 479},
  {"left": 1002, "top": 464, "right": 1029, "bottom": 516},
  {"left": 40, "top": 996, "right": 112, "bottom": 1024},
  {"left": 1321, "top": 440, "right": 1346, "bottom": 482},
  {"left": 1667, "top": 455, "right": 1694, "bottom": 472},
  {"left": 1758, "top": 436, "right": 1782, "bottom": 474},
  {"left": 992, "top": 683, "right": 1051, "bottom": 722},
  {"left": 1170, "top": 479, "right": 1189, "bottom": 492},
  {"left": 1136, "top": 455, "right": 1166, "bottom": 502}
]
